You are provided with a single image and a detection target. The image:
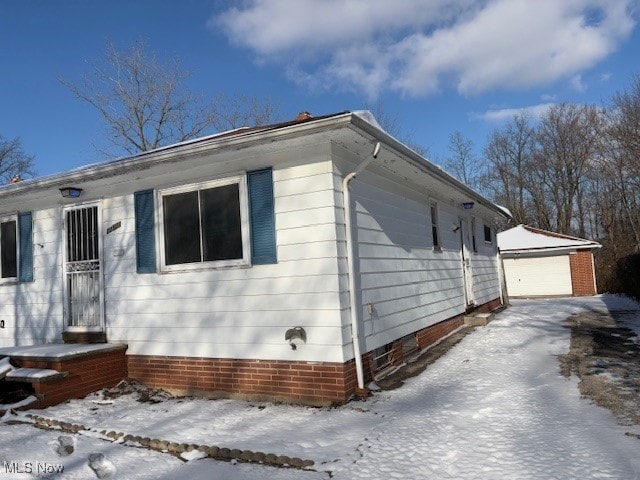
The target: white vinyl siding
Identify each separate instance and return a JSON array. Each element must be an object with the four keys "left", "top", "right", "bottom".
[
  {"left": 100, "top": 158, "right": 346, "bottom": 362},
  {"left": 339, "top": 169, "right": 465, "bottom": 355},
  {"left": 0, "top": 209, "right": 64, "bottom": 346},
  {"left": 333, "top": 151, "right": 503, "bottom": 357},
  {"left": 503, "top": 255, "right": 573, "bottom": 297}
]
